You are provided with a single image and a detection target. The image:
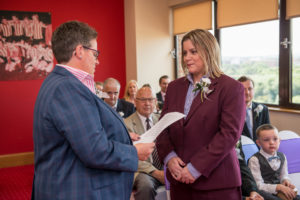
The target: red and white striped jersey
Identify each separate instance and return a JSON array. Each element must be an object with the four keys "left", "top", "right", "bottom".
[
  {"left": 12, "top": 21, "right": 24, "bottom": 36},
  {"left": 0, "top": 23, "right": 13, "bottom": 37}
]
